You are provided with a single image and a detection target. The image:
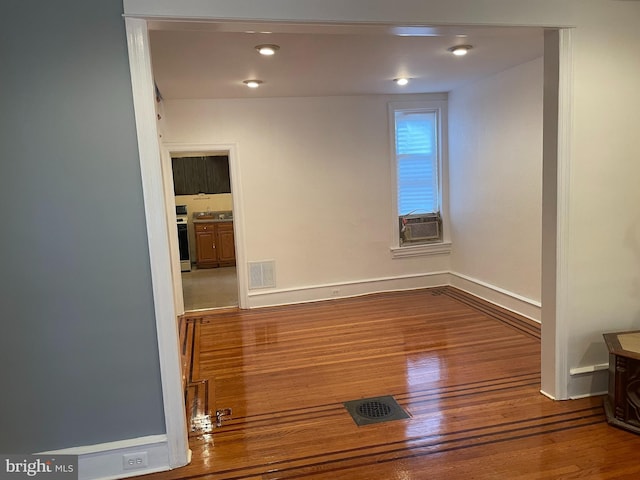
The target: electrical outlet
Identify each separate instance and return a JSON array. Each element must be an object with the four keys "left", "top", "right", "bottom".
[
  {"left": 331, "top": 288, "right": 340, "bottom": 296},
  {"left": 123, "top": 452, "right": 148, "bottom": 470}
]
